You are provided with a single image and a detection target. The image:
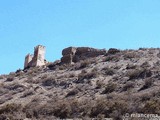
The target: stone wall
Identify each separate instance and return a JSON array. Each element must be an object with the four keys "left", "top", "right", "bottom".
[
  {"left": 24, "top": 45, "right": 46, "bottom": 69},
  {"left": 31, "top": 45, "right": 45, "bottom": 67},
  {"left": 24, "top": 54, "right": 33, "bottom": 68},
  {"left": 61, "top": 47, "right": 106, "bottom": 64}
]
